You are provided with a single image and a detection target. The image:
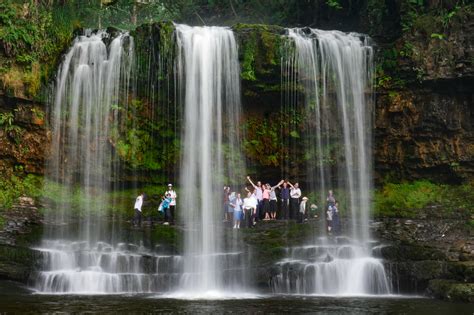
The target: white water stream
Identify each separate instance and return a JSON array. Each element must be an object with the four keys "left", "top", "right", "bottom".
[
  {"left": 174, "top": 24, "right": 247, "bottom": 297},
  {"left": 273, "top": 28, "right": 390, "bottom": 295}
]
